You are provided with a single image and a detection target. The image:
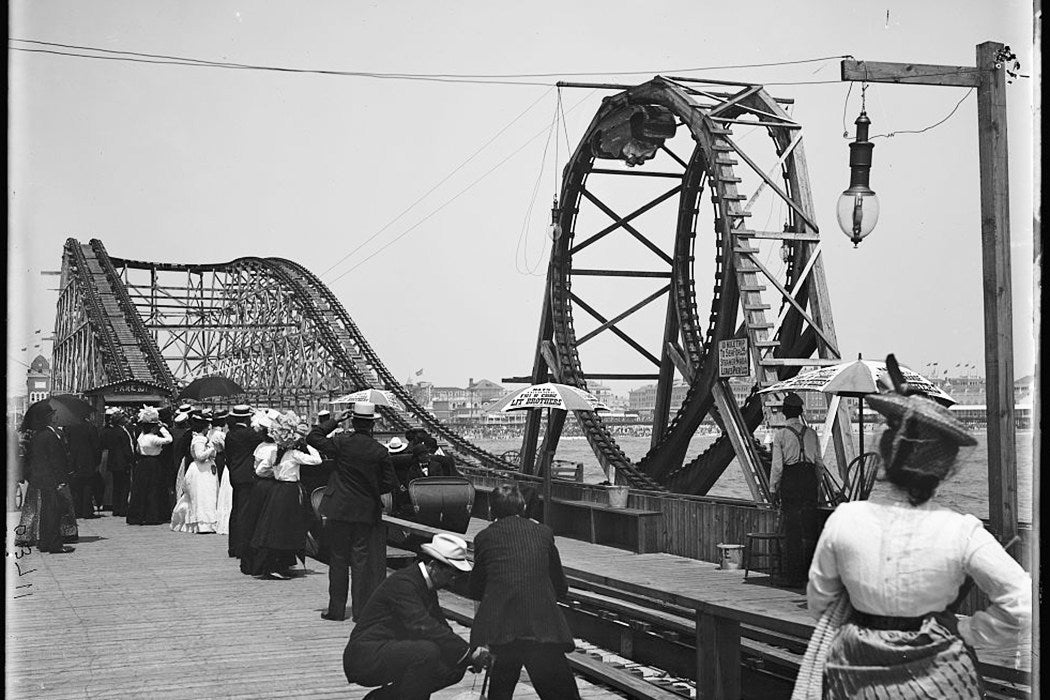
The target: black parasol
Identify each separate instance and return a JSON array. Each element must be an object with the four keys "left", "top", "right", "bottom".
[{"left": 178, "top": 376, "right": 246, "bottom": 401}]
